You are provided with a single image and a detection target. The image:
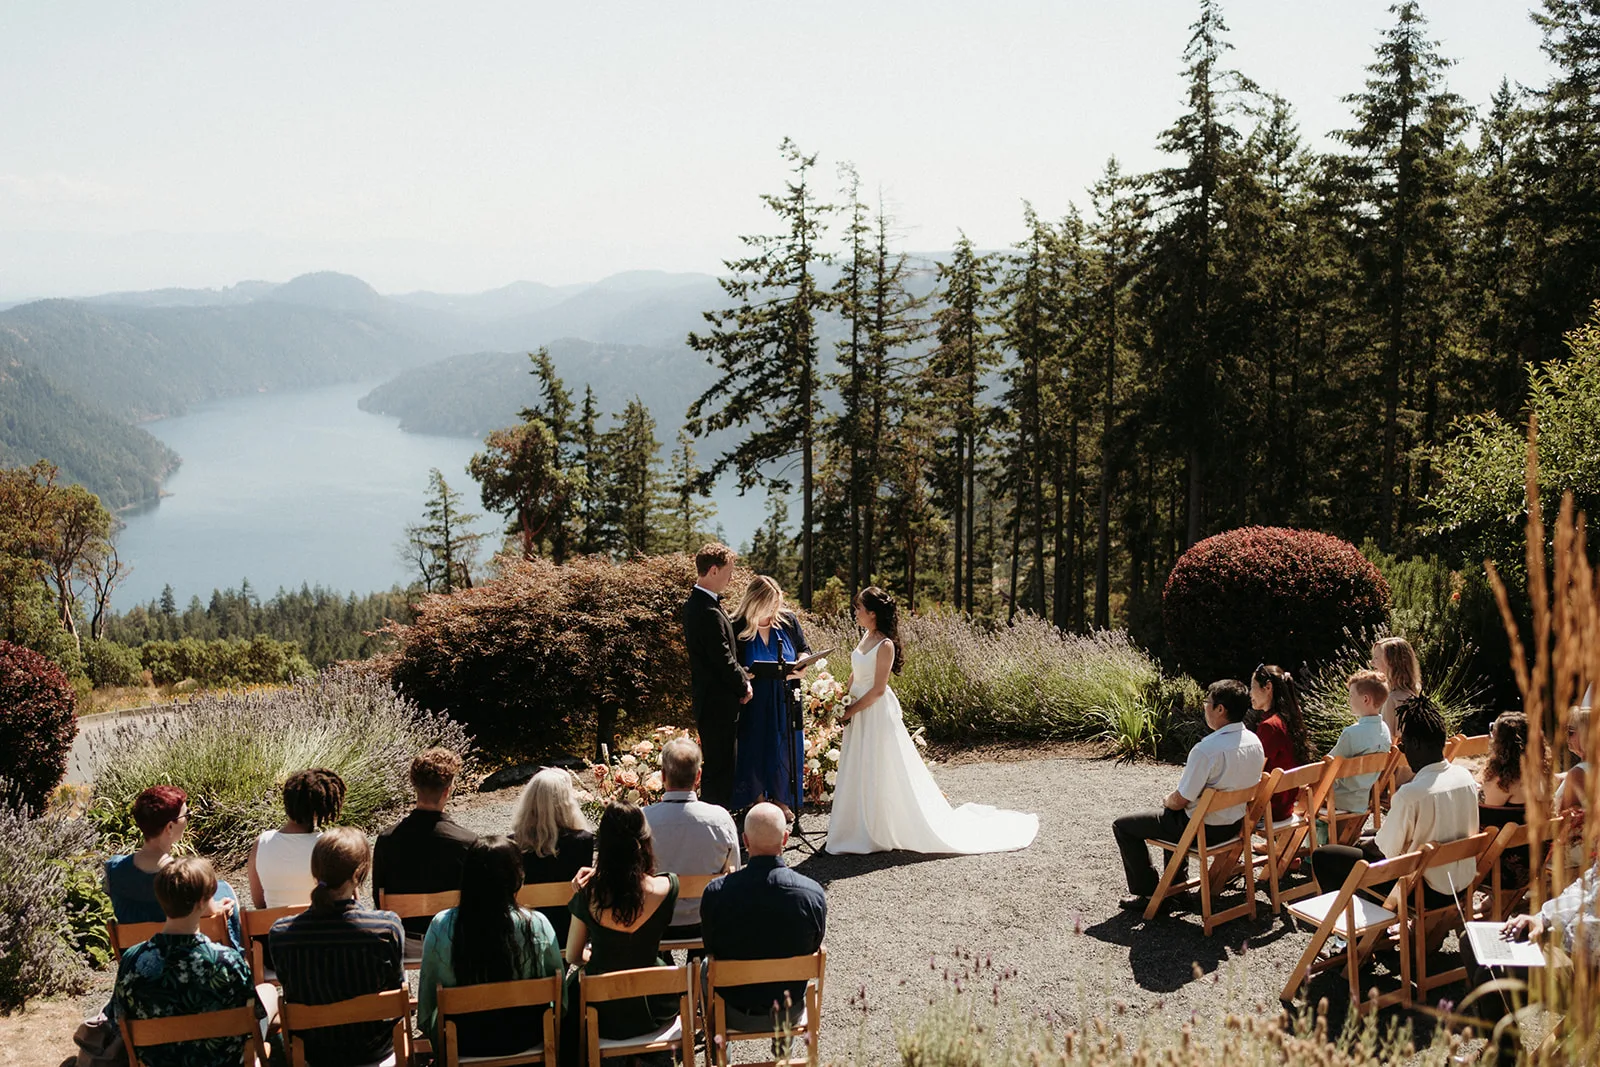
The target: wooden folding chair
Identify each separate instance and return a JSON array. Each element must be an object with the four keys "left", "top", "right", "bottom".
[
  {"left": 1478, "top": 815, "right": 1568, "bottom": 922},
  {"left": 1255, "top": 760, "right": 1336, "bottom": 913},
  {"left": 378, "top": 890, "right": 460, "bottom": 969},
  {"left": 281, "top": 987, "right": 414, "bottom": 1067},
  {"left": 577, "top": 961, "right": 697, "bottom": 1067},
  {"left": 705, "top": 948, "right": 825, "bottom": 1067},
  {"left": 1143, "top": 775, "right": 1268, "bottom": 935},
  {"left": 242, "top": 904, "right": 306, "bottom": 986},
  {"left": 1281, "top": 850, "right": 1425, "bottom": 1012},
  {"left": 437, "top": 975, "right": 561, "bottom": 1067},
  {"left": 515, "top": 881, "right": 575, "bottom": 910},
  {"left": 660, "top": 873, "right": 720, "bottom": 954},
  {"left": 121, "top": 1000, "right": 272, "bottom": 1067},
  {"left": 107, "top": 913, "right": 230, "bottom": 958},
  {"left": 1321, "top": 749, "right": 1397, "bottom": 846},
  {"left": 1443, "top": 733, "right": 1491, "bottom": 761},
  {"left": 1407, "top": 830, "right": 1498, "bottom": 1000}
]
